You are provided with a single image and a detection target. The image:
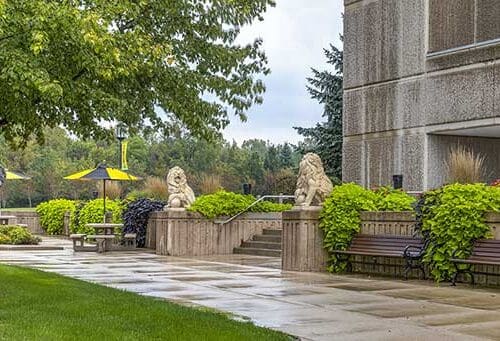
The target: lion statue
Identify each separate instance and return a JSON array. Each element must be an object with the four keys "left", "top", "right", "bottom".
[
  {"left": 166, "top": 166, "right": 195, "bottom": 209},
  {"left": 294, "top": 153, "right": 333, "bottom": 206}
]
